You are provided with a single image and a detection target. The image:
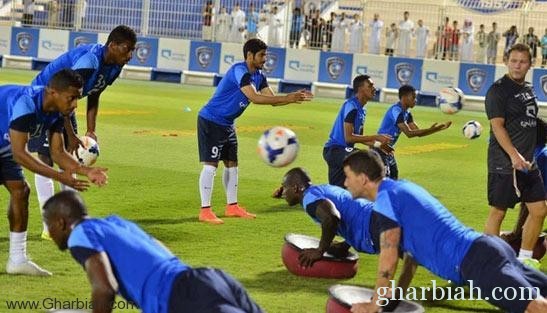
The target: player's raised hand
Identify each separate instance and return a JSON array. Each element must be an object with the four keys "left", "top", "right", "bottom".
[
  {"left": 59, "top": 170, "right": 90, "bottom": 191},
  {"left": 440, "top": 121, "right": 452, "bottom": 129},
  {"left": 87, "top": 167, "right": 108, "bottom": 186},
  {"left": 287, "top": 89, "right": 314, "bottom": 103}
]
